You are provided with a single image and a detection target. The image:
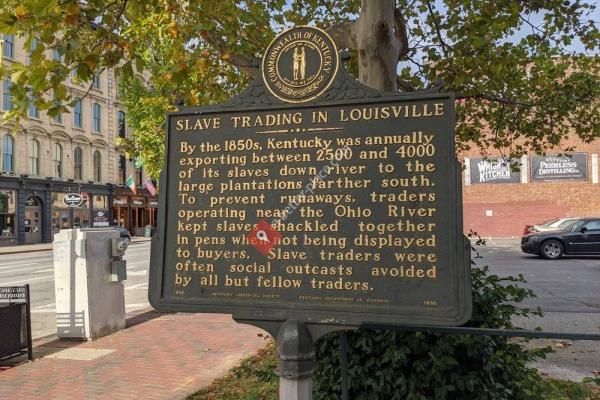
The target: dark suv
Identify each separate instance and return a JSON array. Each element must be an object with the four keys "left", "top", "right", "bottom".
[{"left": 521, "top": 218, "right": 600, "bottom": 259}]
